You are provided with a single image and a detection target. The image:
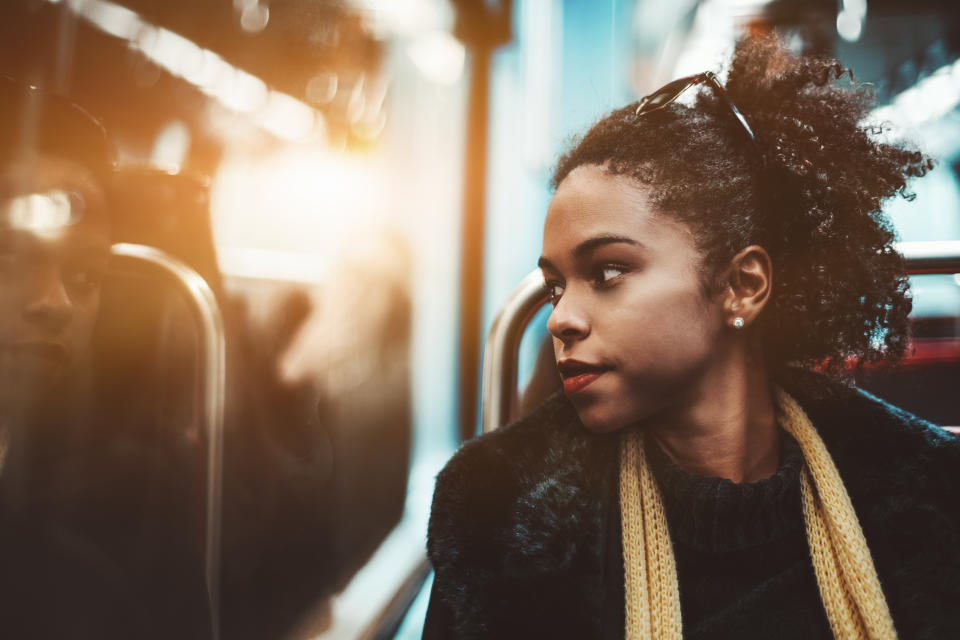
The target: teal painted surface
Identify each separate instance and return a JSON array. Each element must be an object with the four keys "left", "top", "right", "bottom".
[{"left": 481, "top": 0, "right": 638, "bottom": 396}]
